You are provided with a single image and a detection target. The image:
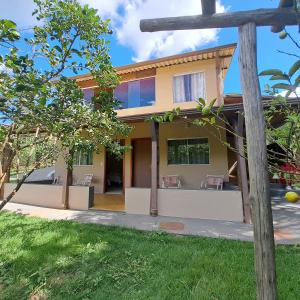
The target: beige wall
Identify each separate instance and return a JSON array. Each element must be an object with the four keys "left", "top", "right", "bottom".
[
  {"left": 125, "top": 187, "right": 243, "bottom": 222},
  {"left": 4, "top": 183, "right": 92, "bottom": 210},
  {"left": 117, "top": 59, "right": 217, "bottom": 118},
  {"left": 55, "top": 120, "right": 229, "bottom": 191},
  {"left": 4, "top": 183, "right": 63, "bottom": 209},
  {"left": 55, "top": 149, "right": 105, "bottom": 194}
]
